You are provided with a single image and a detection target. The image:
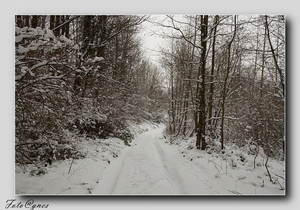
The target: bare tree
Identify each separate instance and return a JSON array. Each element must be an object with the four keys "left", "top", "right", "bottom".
[
  {"left": 220, "top": 15, "right": 237, "bottom": 150},
  {"left": 195, "top": 15, "right": 208, "bottom": 150}
]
